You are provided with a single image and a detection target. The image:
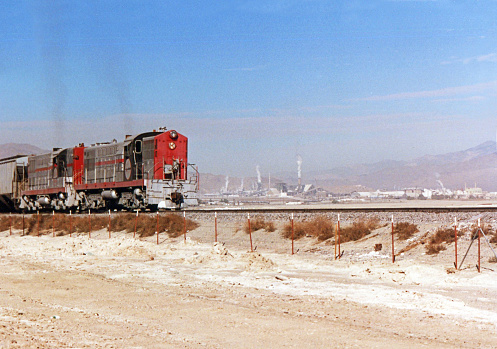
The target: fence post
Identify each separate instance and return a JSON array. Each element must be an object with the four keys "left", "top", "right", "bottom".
[
  {"left": 248, "top": 213, "right": 253, "bottom": 252},
  {"left": 183, "top": 211, "right": 187, "bottom": 243},
  {"left": 391, "top": 215, "right": 395, "bottom": 263},
  {"left": 37, "top": 210, "right": 40, "bottom": 237},
  {"left": 69, "top": 211, "right": 72, "bottom": 237},
  {"left": 291, "top": 213, "right": 295, "bottom": 255},
  {"left": 108, "top": 210, "right": 111, "bottom": 239},
  {"left": 88, "top": 209, "right": 91, "bottom": 239},
  {"left": 337, "top": 213, "right": 341, "bottom": 259},
  {"left": 134, "top": 210, "right": 138, "bottom": 238},
  {"left": 334, "top": 218, "right": 337, "bottom": 260},
  {"left": 22, "top": 213, "right": 25, "bottom": 236},
  {"left": 52, "top": 210, "right": 55, "bottom": 237},
  {"left": 9, "top": 213, "right": 12, "bottom": 236},
  {"left": 214, "top": 212, "right": 218, "bottom": 243},
  {"left": 454, "top": 217, "right": 458, "bottom": 269},
  {"left": 156, "top": 211, "right": 159, "bottom": 245},
  {"left": 478, "top": 218, "right": 481, "bottom": 272}
]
